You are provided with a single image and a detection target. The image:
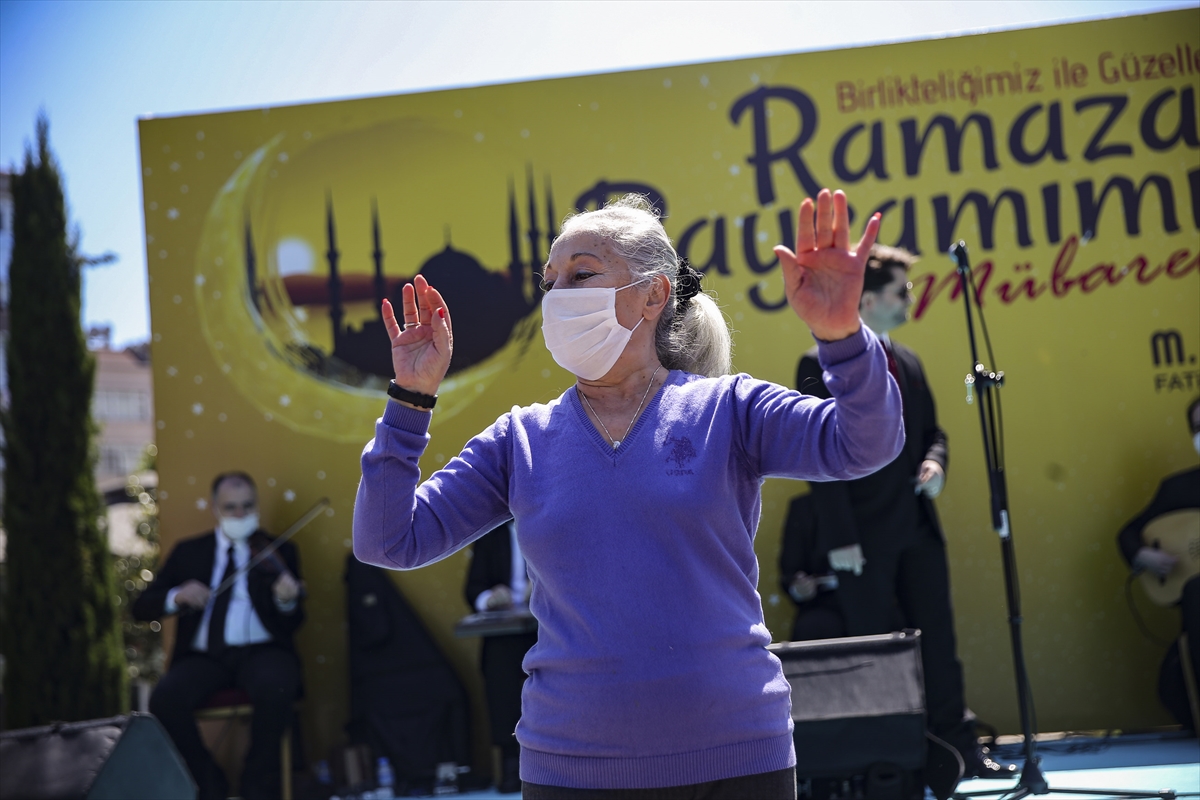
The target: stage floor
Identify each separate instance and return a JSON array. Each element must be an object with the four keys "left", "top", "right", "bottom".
[
  {"left": 446, "top": 731, "right": 1199, "bottom": 800},
  {"left": 955, "top": 731, "right": 1200, "bottom": 800}
]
